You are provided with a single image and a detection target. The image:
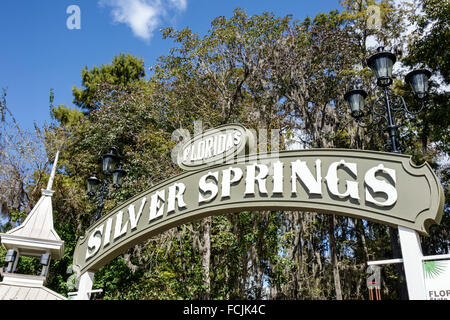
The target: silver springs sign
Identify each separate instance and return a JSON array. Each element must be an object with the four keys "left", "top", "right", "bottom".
[{"left": 73, "top": 146, "right": 444, "bottom": 275}]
